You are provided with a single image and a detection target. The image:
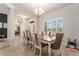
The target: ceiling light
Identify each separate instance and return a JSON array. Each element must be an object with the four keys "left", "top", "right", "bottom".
[
  {"left": 34, "top": 8, "right": 44, "bottom": 16},
  {"left": 18, "top": 17, "right": 23, "bottom": 24}
]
